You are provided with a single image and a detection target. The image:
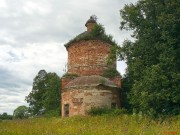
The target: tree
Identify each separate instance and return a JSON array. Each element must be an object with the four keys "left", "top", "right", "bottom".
[
  {"left": 25, "top": 70, "right": 47, "bottom": 115},
  {"left": 0, "top": 113, "right": 12, "bottom": 120},
  {"left": 25, "top": 70, "right": 61, "bottom": 116},
  {"left": 42, "top": 72, "right": 61, "bottom": 116},
  {"left": 115, "top": 0, "right": 180, "bottom": 117},
  {"left": 13, "top": 106, "right": 29, "bottom": 119}
]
